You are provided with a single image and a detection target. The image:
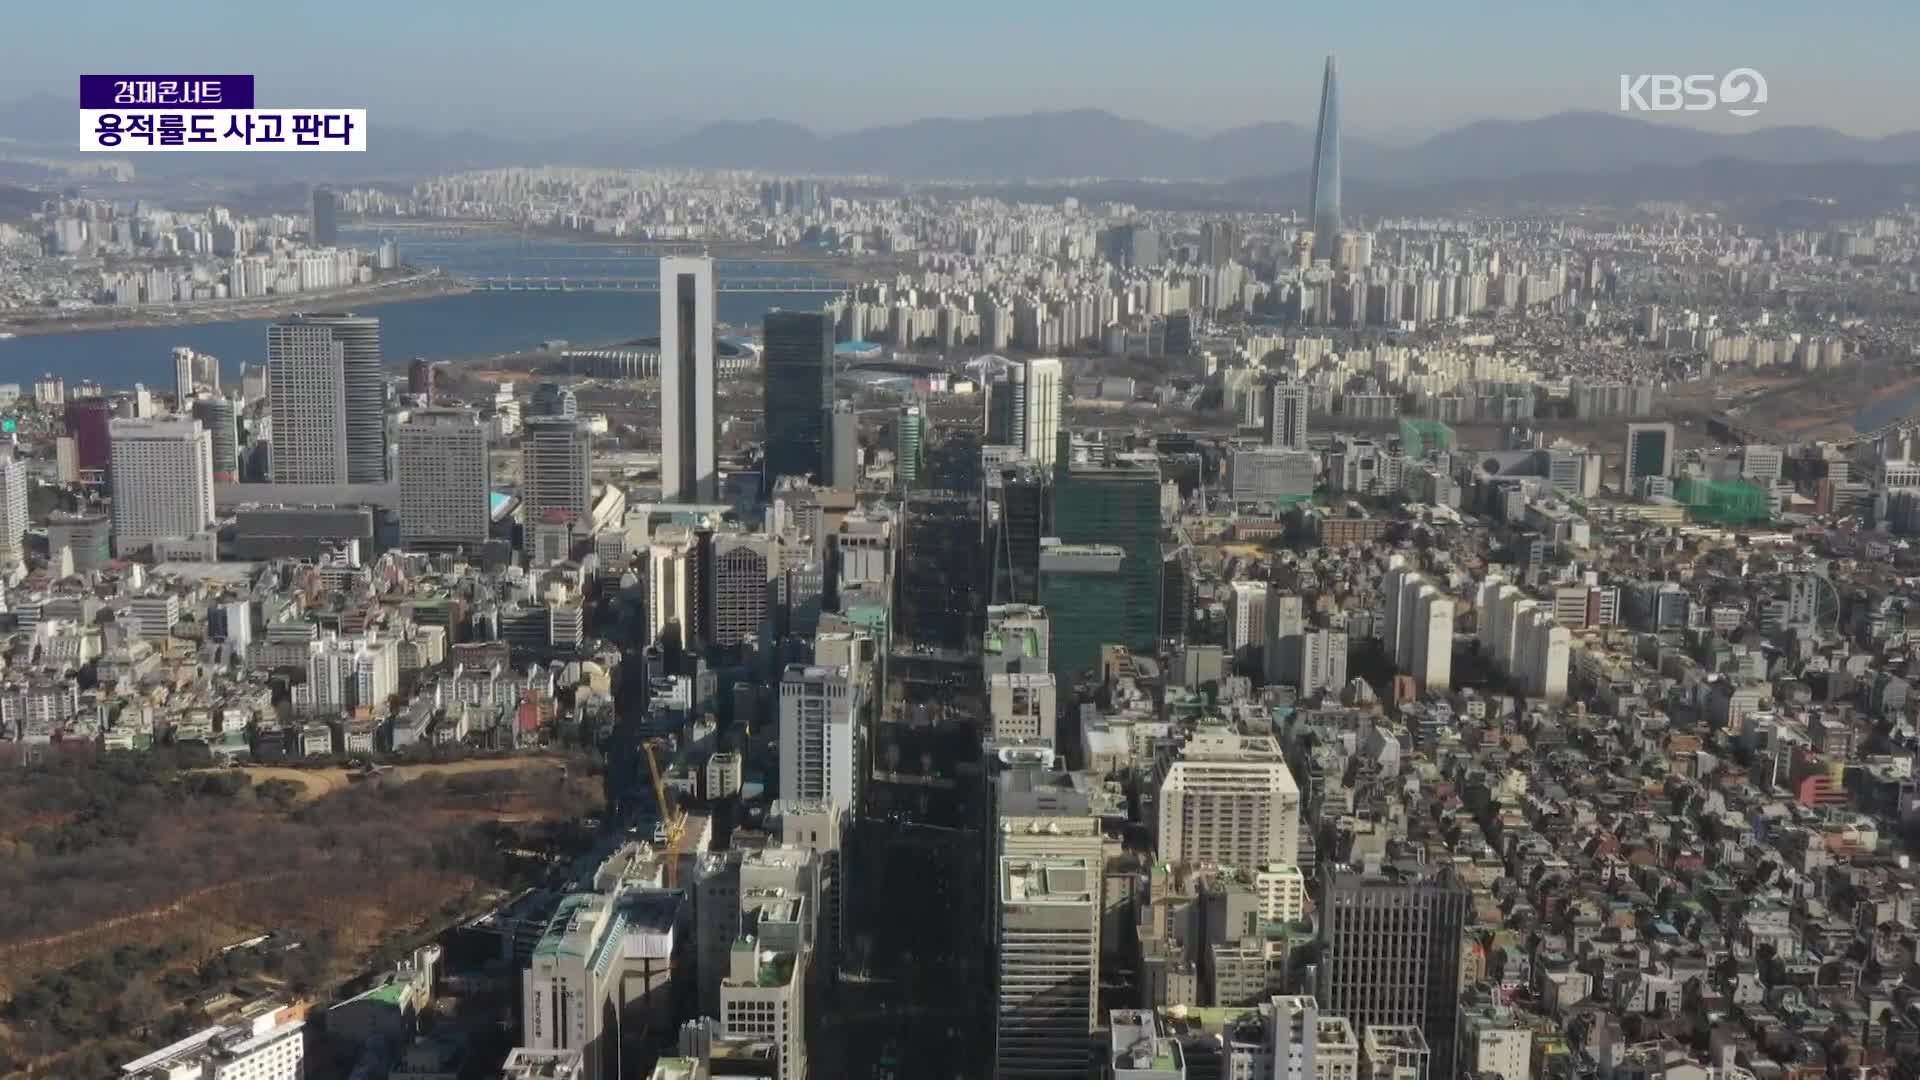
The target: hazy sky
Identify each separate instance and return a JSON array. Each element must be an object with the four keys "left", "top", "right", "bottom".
[{"left": 10, "top": 0, "right": 1917, "bottom": 137}]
